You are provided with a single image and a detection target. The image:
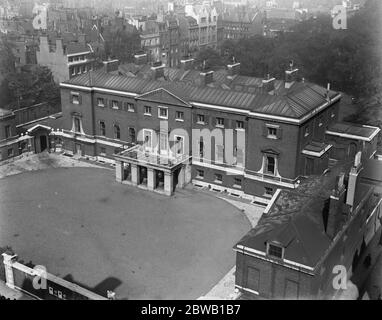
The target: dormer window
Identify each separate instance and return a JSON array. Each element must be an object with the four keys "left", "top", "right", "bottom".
[{"left": 267, "top": 243, "right": 284, "bottom": 259}]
